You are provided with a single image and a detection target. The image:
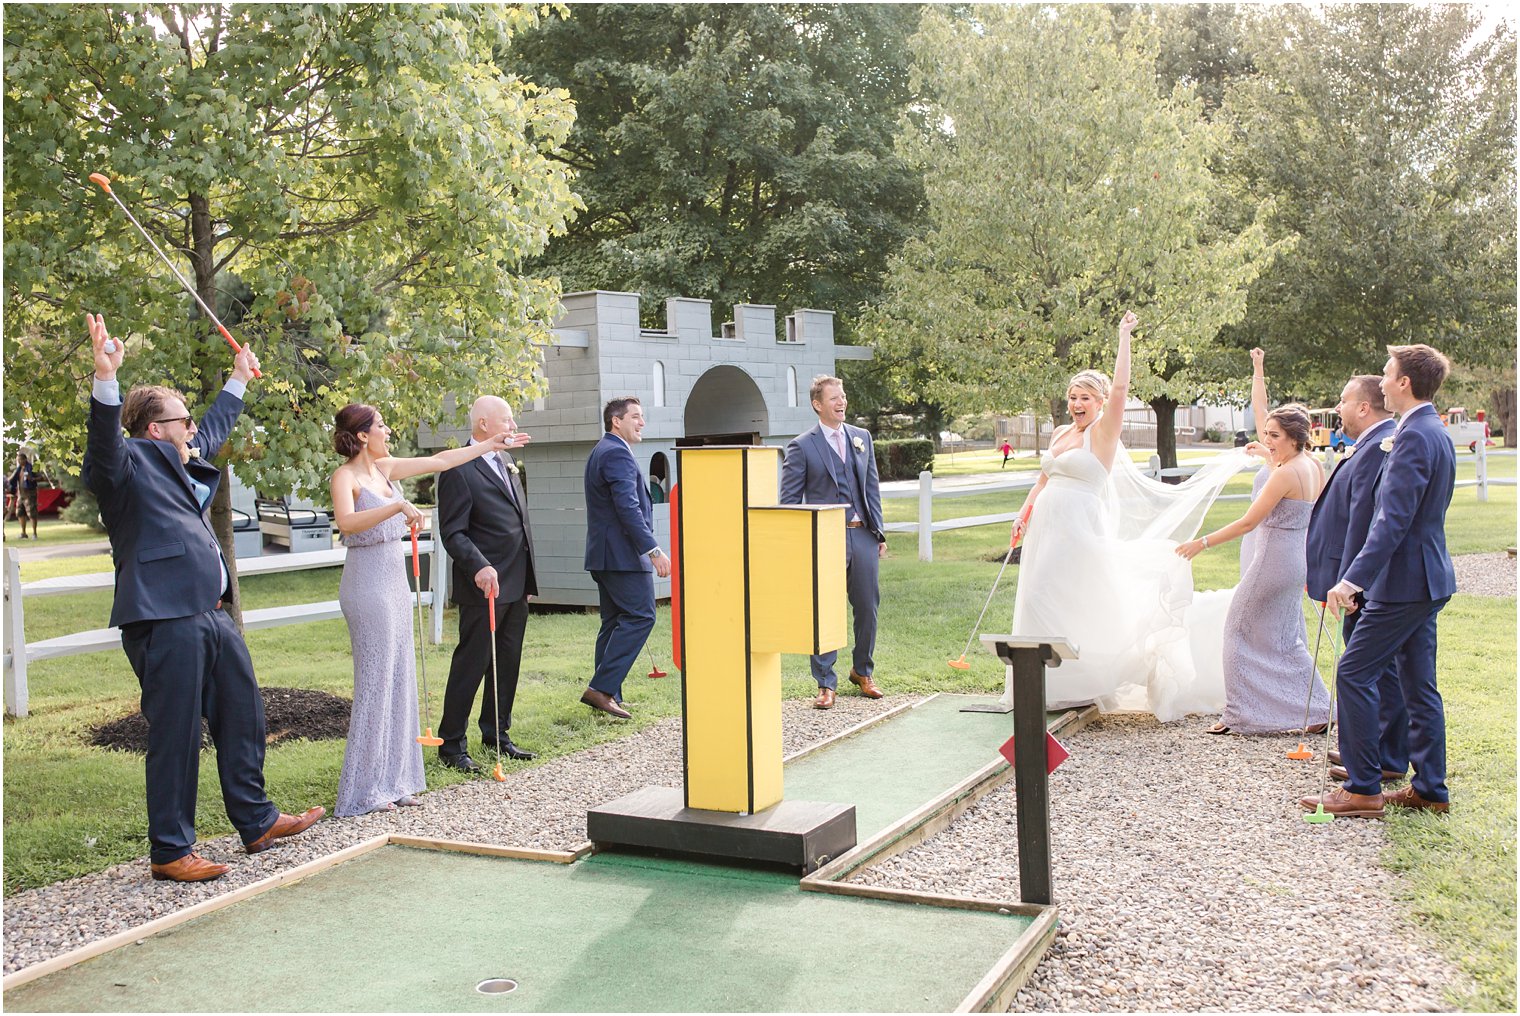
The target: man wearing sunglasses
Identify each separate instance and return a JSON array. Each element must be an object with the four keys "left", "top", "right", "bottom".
[{"left": 82, "top": 314, "right": 324, "bottom": 883}]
